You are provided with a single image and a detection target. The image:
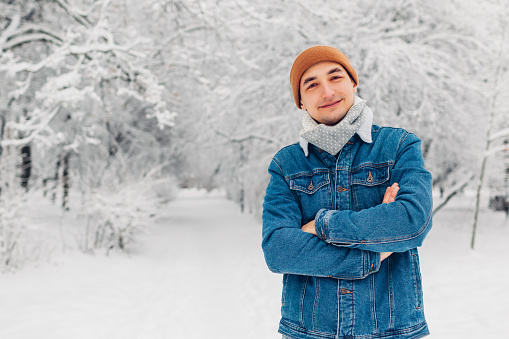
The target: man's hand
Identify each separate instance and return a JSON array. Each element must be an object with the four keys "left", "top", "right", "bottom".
[
  {"left": 380, "top": 182, "right": 399, "bottom": 261},
  {"left": 301, "top": 220, "right": 316, "bottom": 235},
  {"left": 380, "top": 251, "right": 392, "bottom": 261},
  {"left": 383, "top": 182, "right": 399, "bottom": 204}
]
